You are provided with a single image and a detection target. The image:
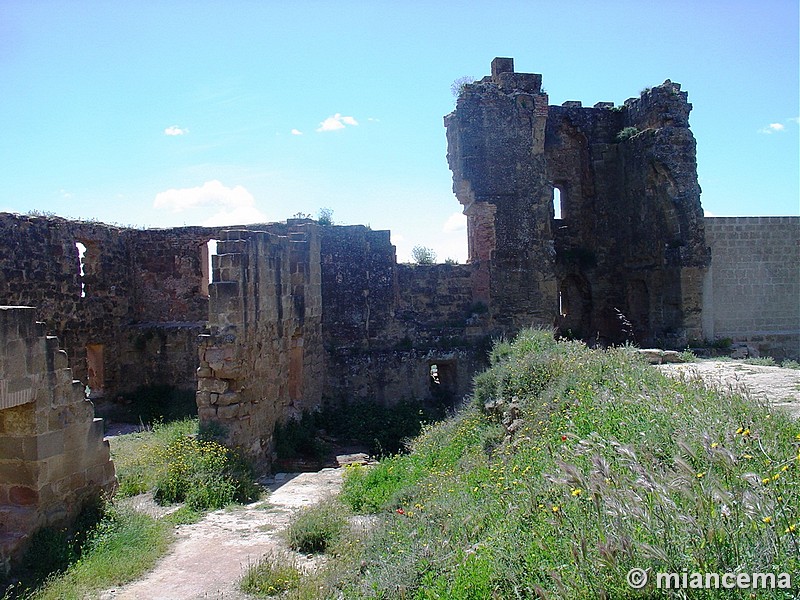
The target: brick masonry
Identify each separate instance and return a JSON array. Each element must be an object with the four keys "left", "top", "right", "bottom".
[{"left": 703, "top": 217, "right": 800, "bottom": 359}]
